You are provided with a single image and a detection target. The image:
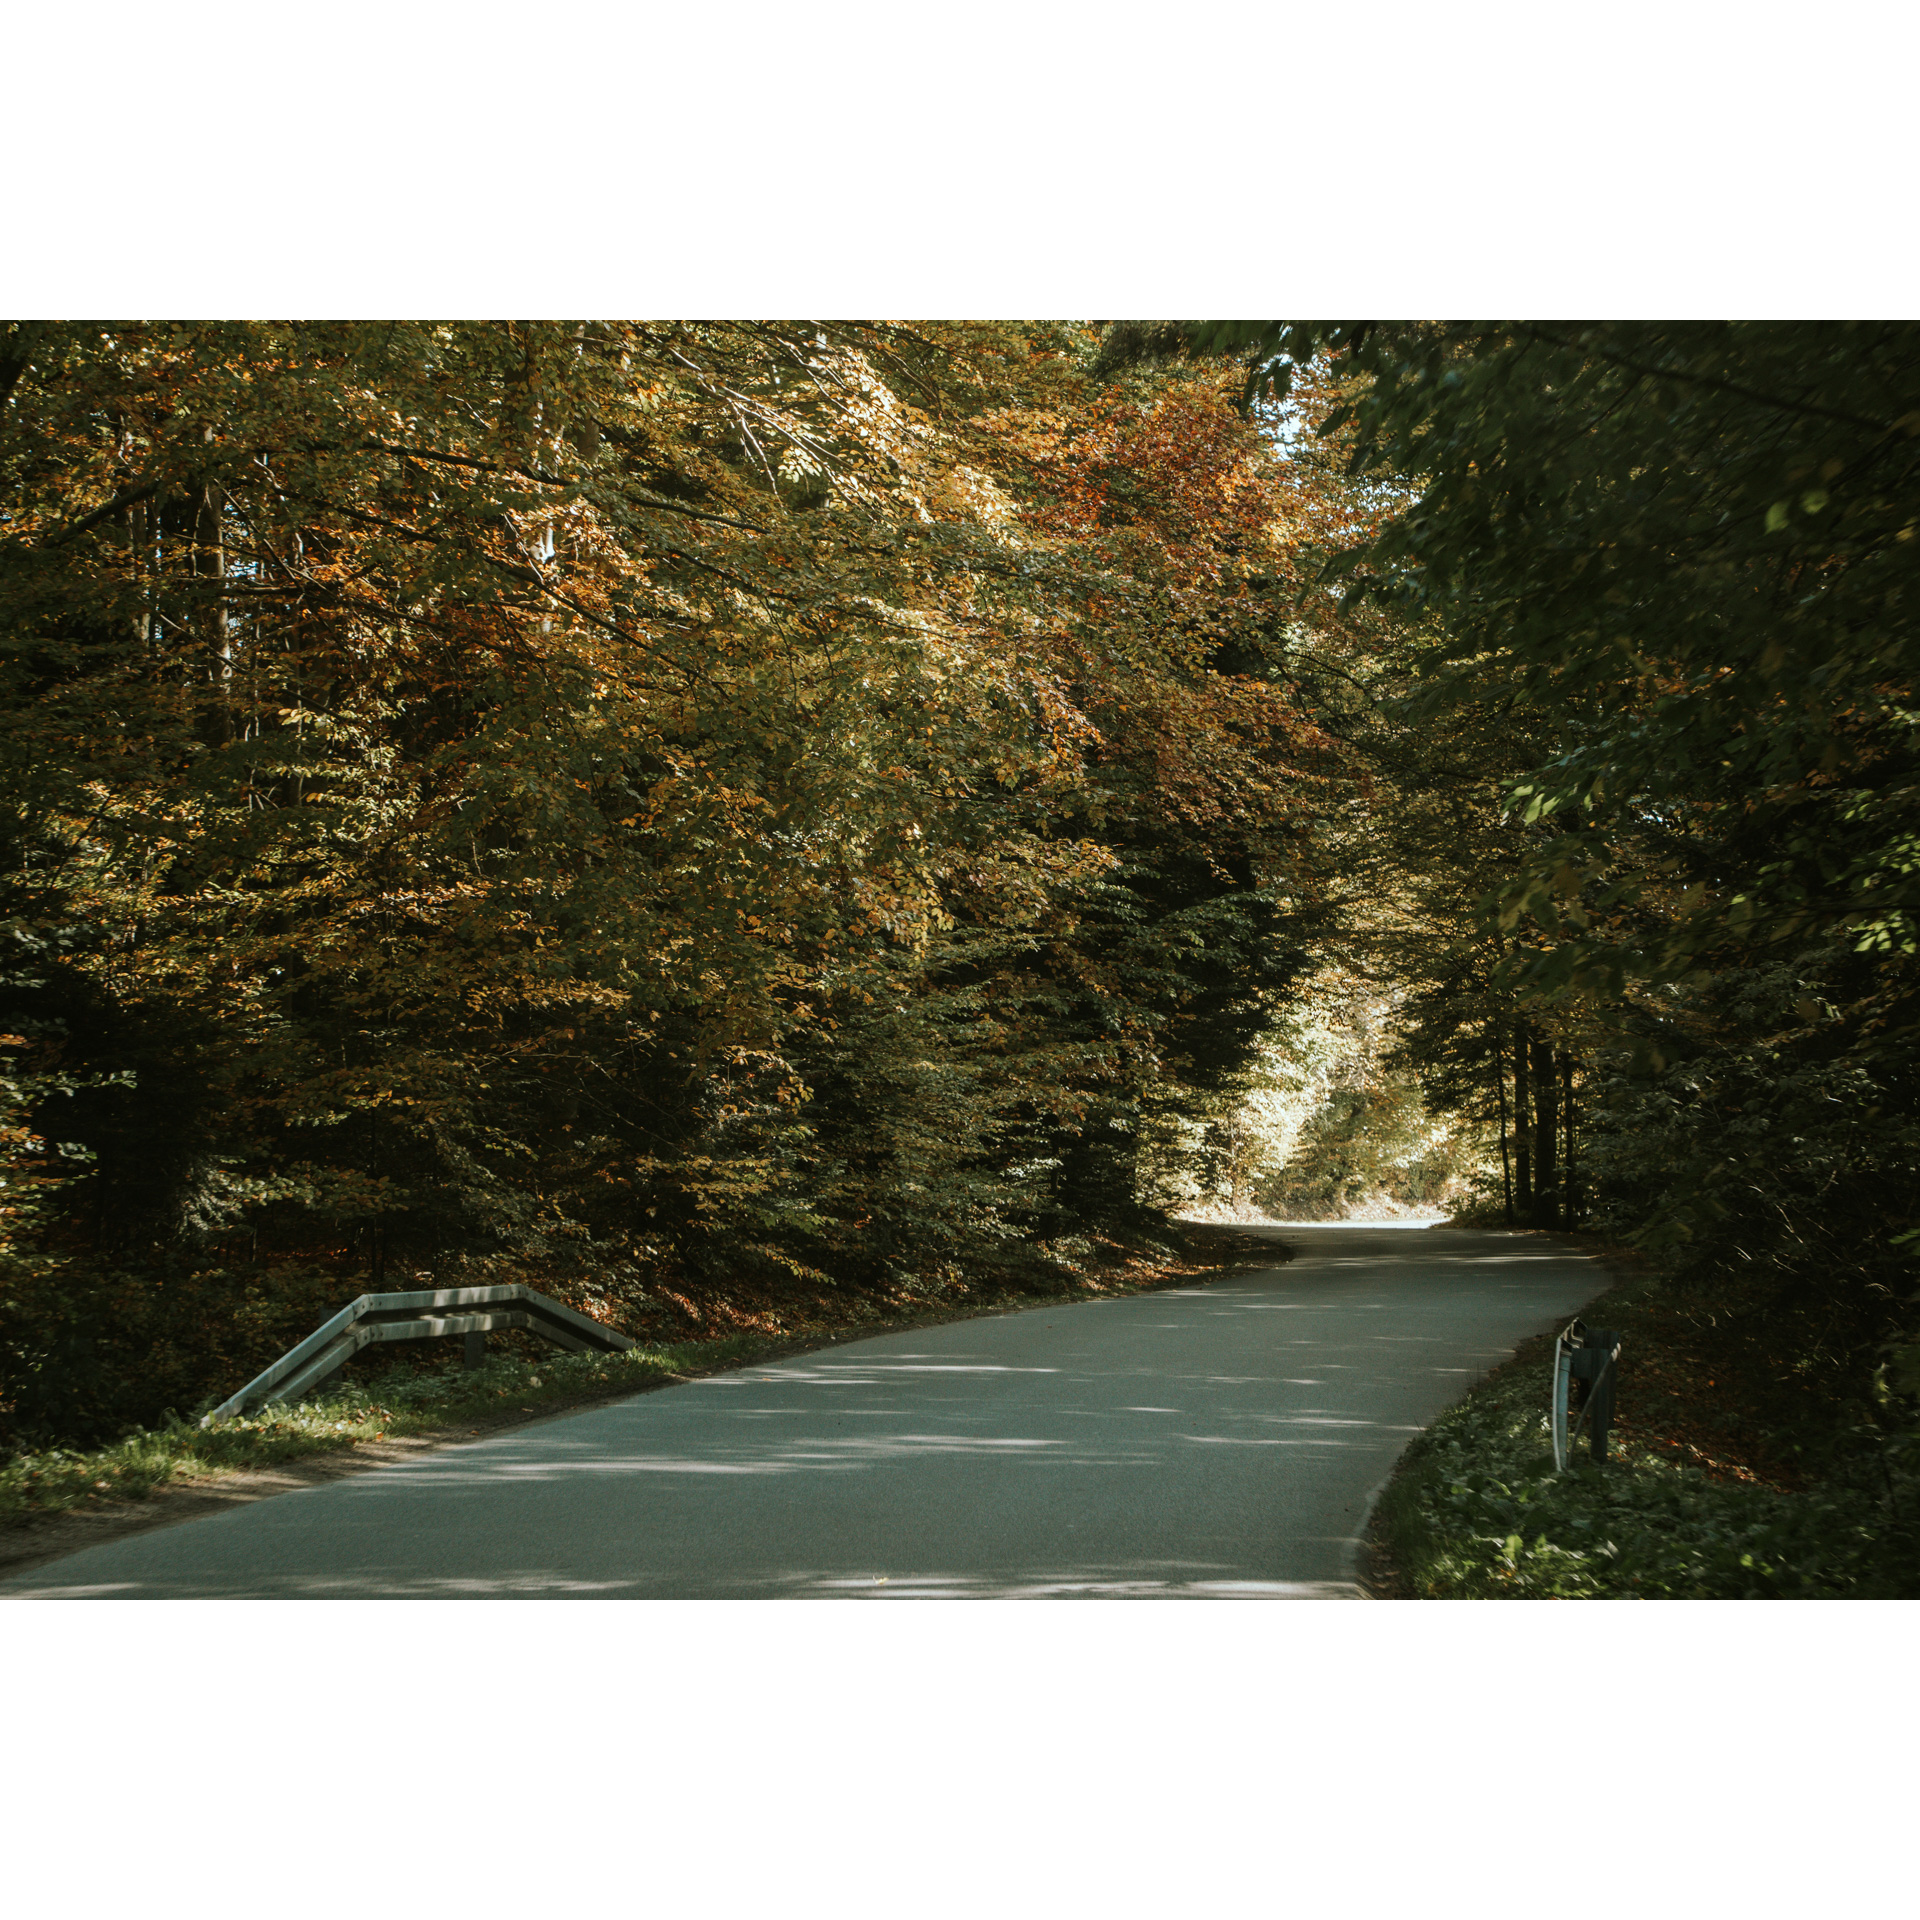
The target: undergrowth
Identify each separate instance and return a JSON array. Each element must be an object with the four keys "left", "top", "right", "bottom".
[
  {"left": 0, "top": 1335, "right": 762, "bottom": 1530},
  {"left": 1375, "top": 1266, "right": 1920, "bottom": 1599}
]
